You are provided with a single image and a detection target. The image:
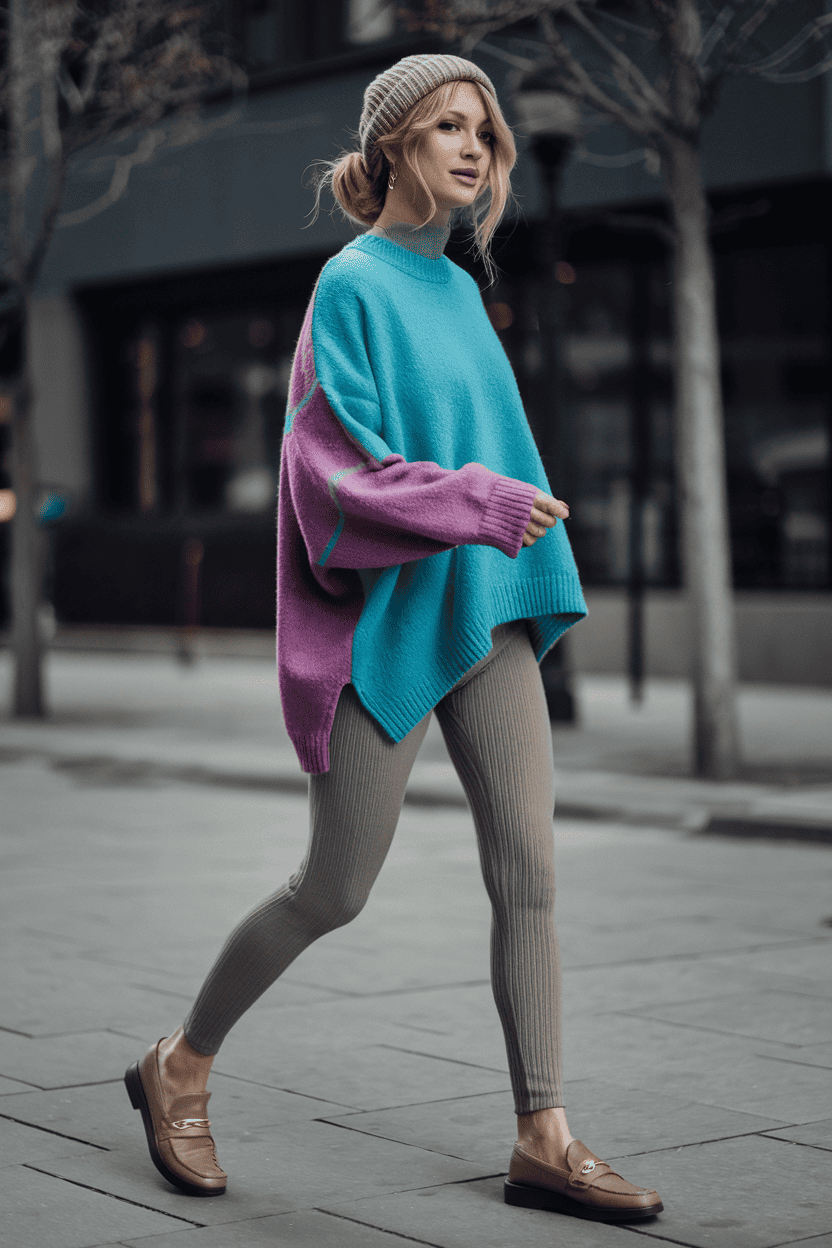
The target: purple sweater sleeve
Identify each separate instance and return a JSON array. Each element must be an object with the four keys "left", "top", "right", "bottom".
[
  {"left": 283, "top": 292, "right": 538, "bottom": 572},
  {"left": 288, "top": 418, "right": 538, "bottom": 570}
]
